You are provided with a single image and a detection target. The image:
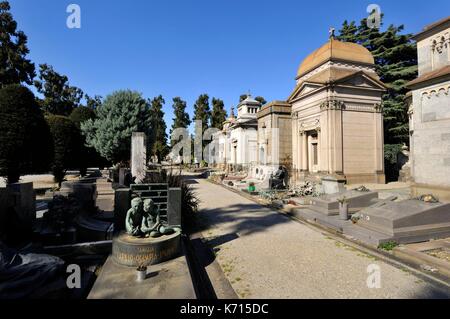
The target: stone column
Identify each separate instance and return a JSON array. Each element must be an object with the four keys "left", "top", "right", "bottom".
[
  {"left": 301, "top": 132, "right": 308, "bottom": 171},
  {"left": 374, "top": 111, "right": 384, "bottom": 178},
  {"left": 131, "top": 132, "right": 147, "bottom": 184}
]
